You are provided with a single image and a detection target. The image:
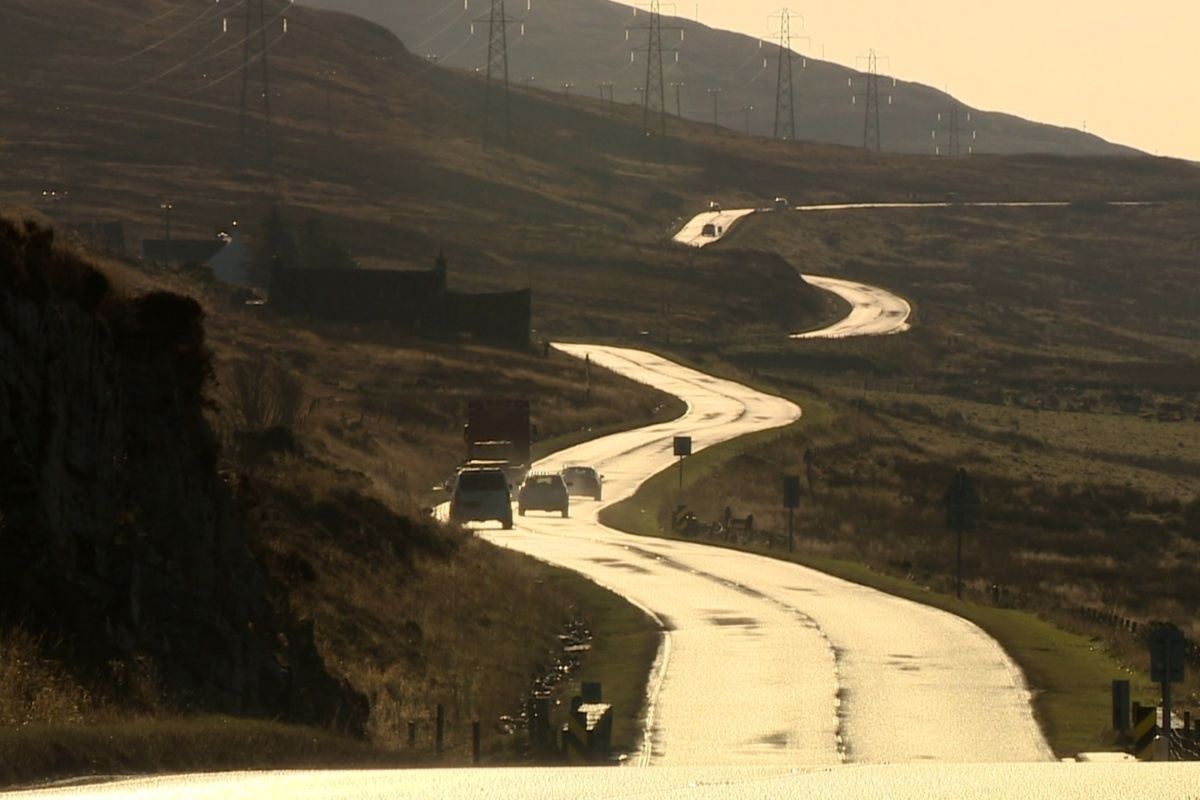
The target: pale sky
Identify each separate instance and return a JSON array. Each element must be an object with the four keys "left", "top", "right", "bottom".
[{"left": 639, "top": 1, "right": 1198, "bottom": 161}]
